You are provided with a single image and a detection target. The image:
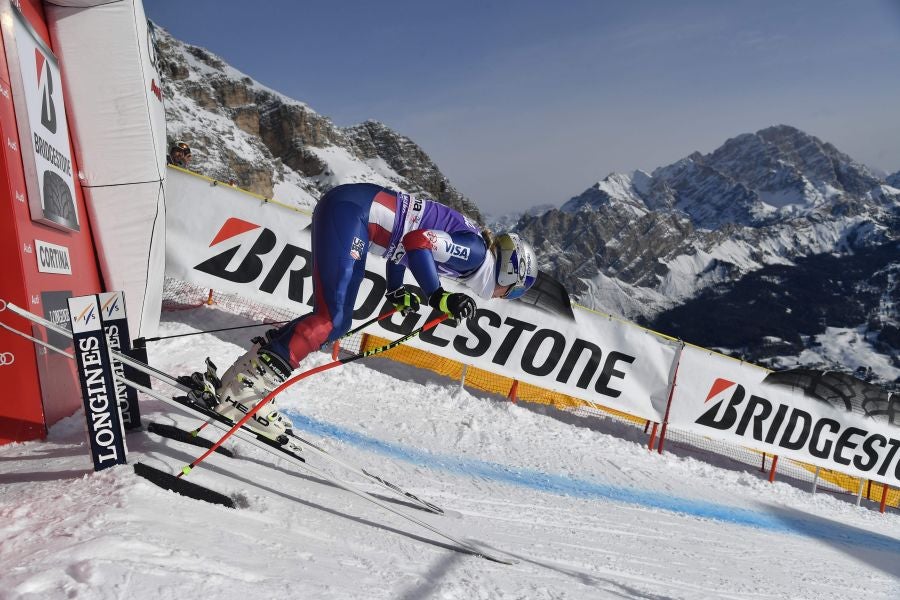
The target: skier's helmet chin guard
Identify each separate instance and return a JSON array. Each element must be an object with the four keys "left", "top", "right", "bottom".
[{"left": 494, "top": 233, "right": 538, "bottom": 300}]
